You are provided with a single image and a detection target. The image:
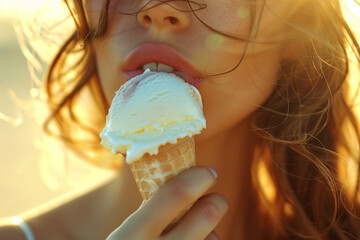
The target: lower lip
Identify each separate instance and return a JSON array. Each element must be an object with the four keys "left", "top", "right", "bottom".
[{"left": 123, "top": 70, "right": 204, "bottom": 89}]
